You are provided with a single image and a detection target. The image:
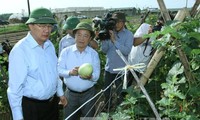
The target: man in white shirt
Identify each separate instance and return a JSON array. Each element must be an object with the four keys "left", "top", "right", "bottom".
[
  {"left": 58, "top": 22, "right": 100, "bottom": 120},
  {"left": 58, "top": 16, "right": 80, "bottom": 55},
  {"left": 7, "top": 7, "right": 67, "bottom": 120}
]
